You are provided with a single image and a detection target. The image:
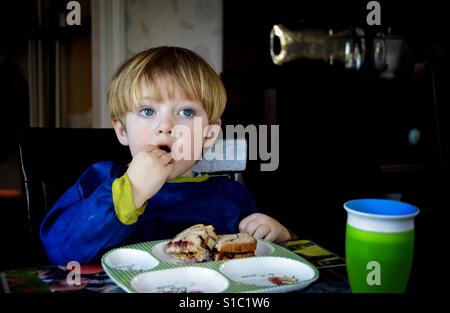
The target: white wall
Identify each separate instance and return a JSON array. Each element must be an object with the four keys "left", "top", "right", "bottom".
[
  {"left": 125, "top": 0, "right": 223, "bottom": 73},
  {"left": 92, "top": 0, "right": 223, "bottom": 128},
  {"left": 91, "top": 0, "right": 126, "bottom": 128}
]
